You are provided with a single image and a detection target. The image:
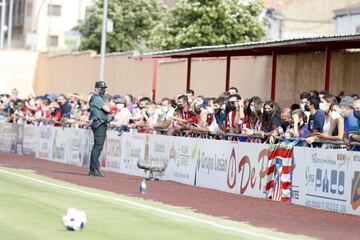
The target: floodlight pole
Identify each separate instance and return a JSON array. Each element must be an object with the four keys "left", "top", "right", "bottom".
[
  {"left": 99, "top": 0, "right": 108, "bottom": 82},
  {"left": 8, "top": 0, "right": 14, "bottom": 48},
  {"left": 0, "top": 0, "right": 6, "bottom": 49}
]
